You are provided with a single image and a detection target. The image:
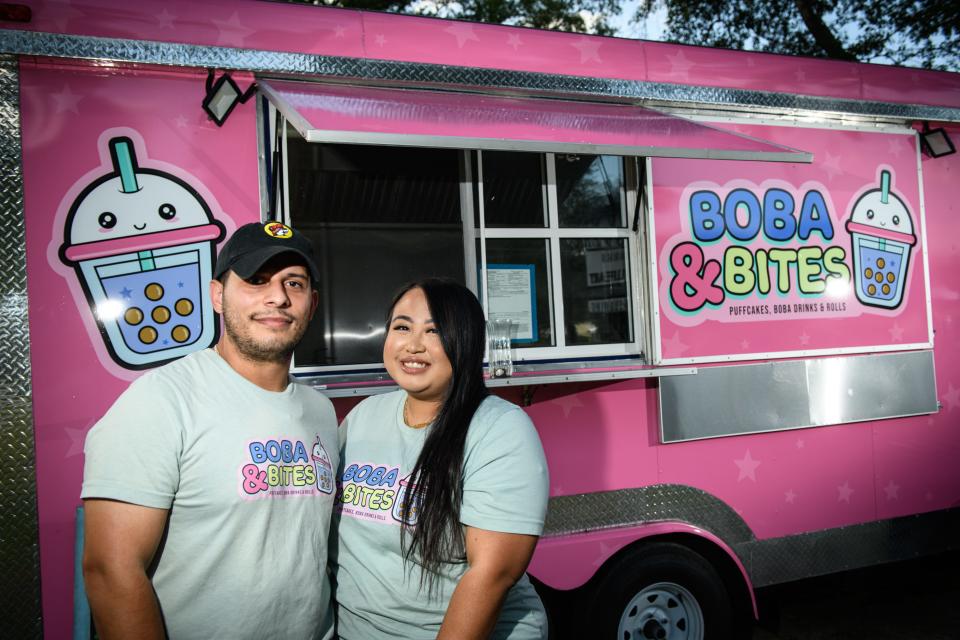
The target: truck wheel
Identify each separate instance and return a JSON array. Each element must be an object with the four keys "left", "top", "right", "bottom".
[{"left": 587, "top": 542, "right": 735, "bottom": 640}]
